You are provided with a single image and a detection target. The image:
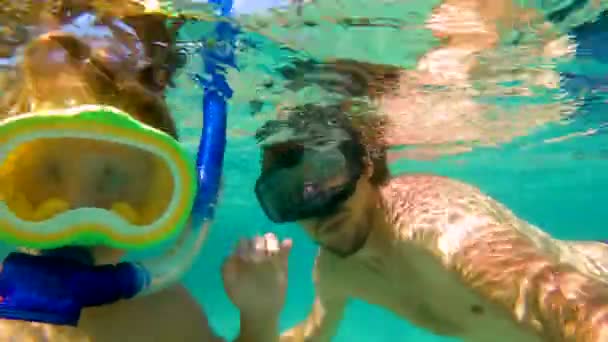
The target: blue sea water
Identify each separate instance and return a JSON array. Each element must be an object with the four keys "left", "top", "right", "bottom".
[
  {"left": 0, "top": 1, "right": 606, "bottom": 341},
  {"left": 183, "top": 126, "right": 608, "bottom": 341},
  {"left": 177, "top": 6, "right": 608, "bottom": 342}
]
